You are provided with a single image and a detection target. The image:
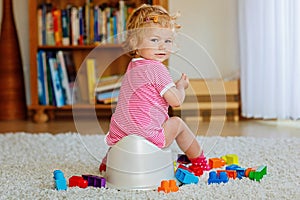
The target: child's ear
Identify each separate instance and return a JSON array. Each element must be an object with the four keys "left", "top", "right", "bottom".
[{"left": 130, "top": 37, "right": 138, "bottom": 50}]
